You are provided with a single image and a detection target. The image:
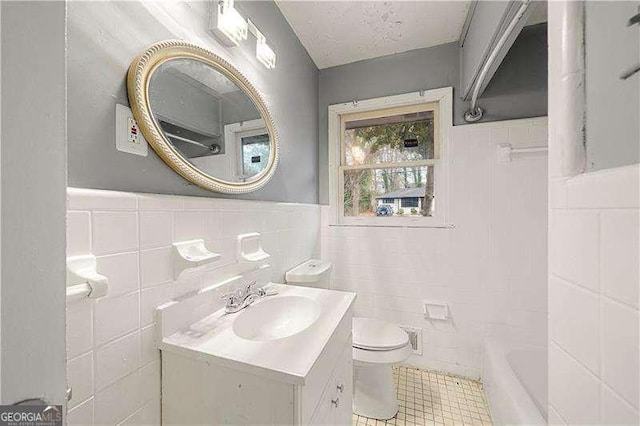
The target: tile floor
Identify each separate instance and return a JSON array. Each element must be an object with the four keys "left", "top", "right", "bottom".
[{"left": 352, "top": 366, "right": 493, "bottom": 426}]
